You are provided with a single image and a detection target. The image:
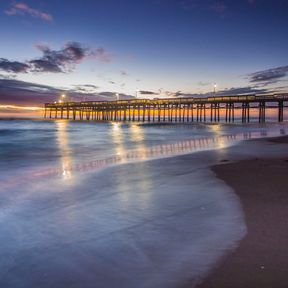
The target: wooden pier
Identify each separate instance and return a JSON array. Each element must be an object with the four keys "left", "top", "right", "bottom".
[{"left": 44, "top": 93, "right": 288, "bottom": 123}]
